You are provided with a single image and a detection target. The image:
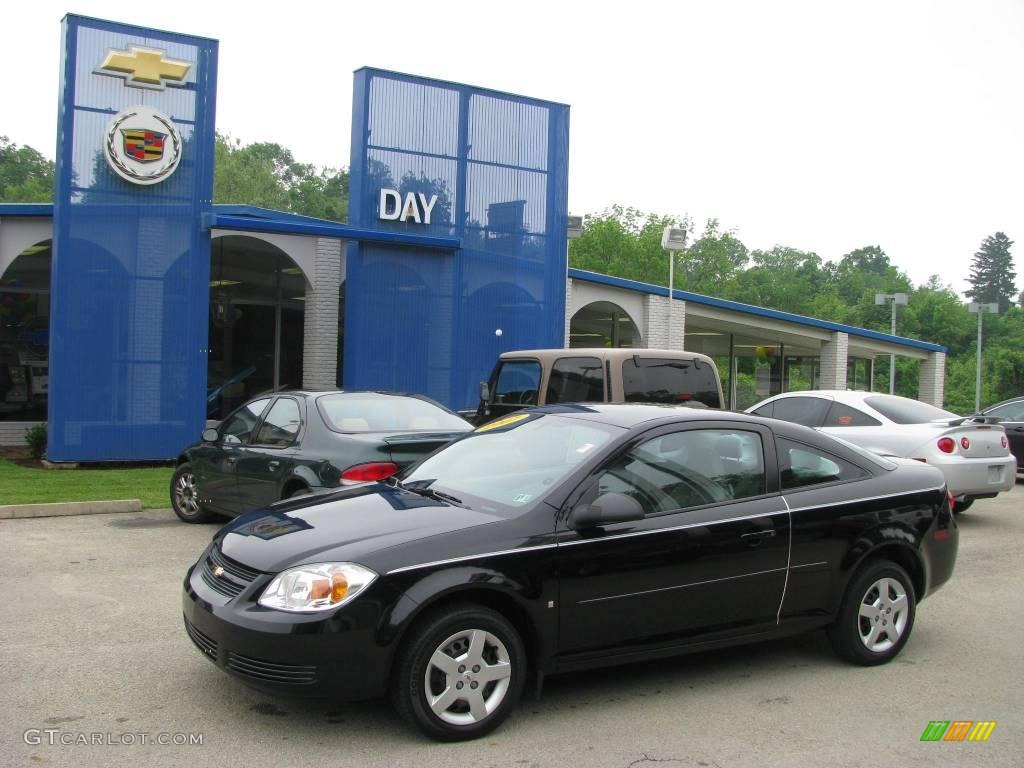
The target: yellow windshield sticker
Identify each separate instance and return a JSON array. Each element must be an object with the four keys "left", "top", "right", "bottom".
[{"left": 475, "top": 413, "right": 531, "bottom": 432}]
